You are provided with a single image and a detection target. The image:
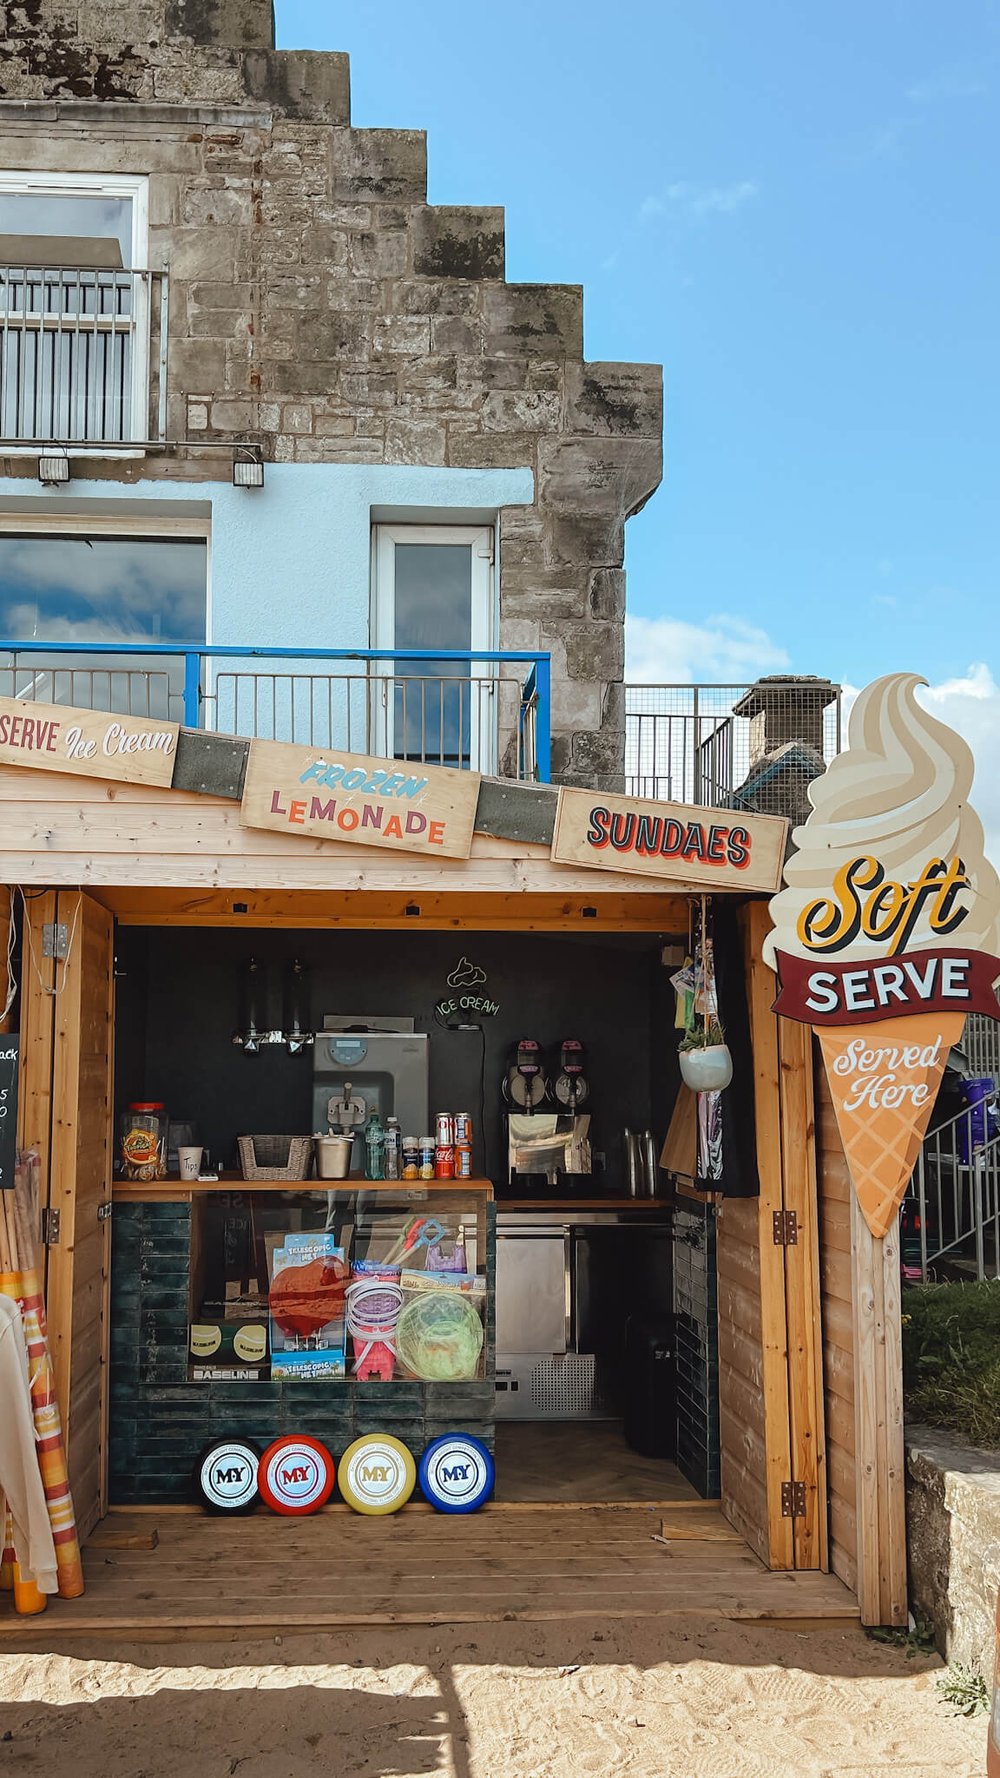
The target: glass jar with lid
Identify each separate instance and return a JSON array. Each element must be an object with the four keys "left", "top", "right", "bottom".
[{"left": 120, "top": 1102, "right": 168, "bottom": 1180}]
